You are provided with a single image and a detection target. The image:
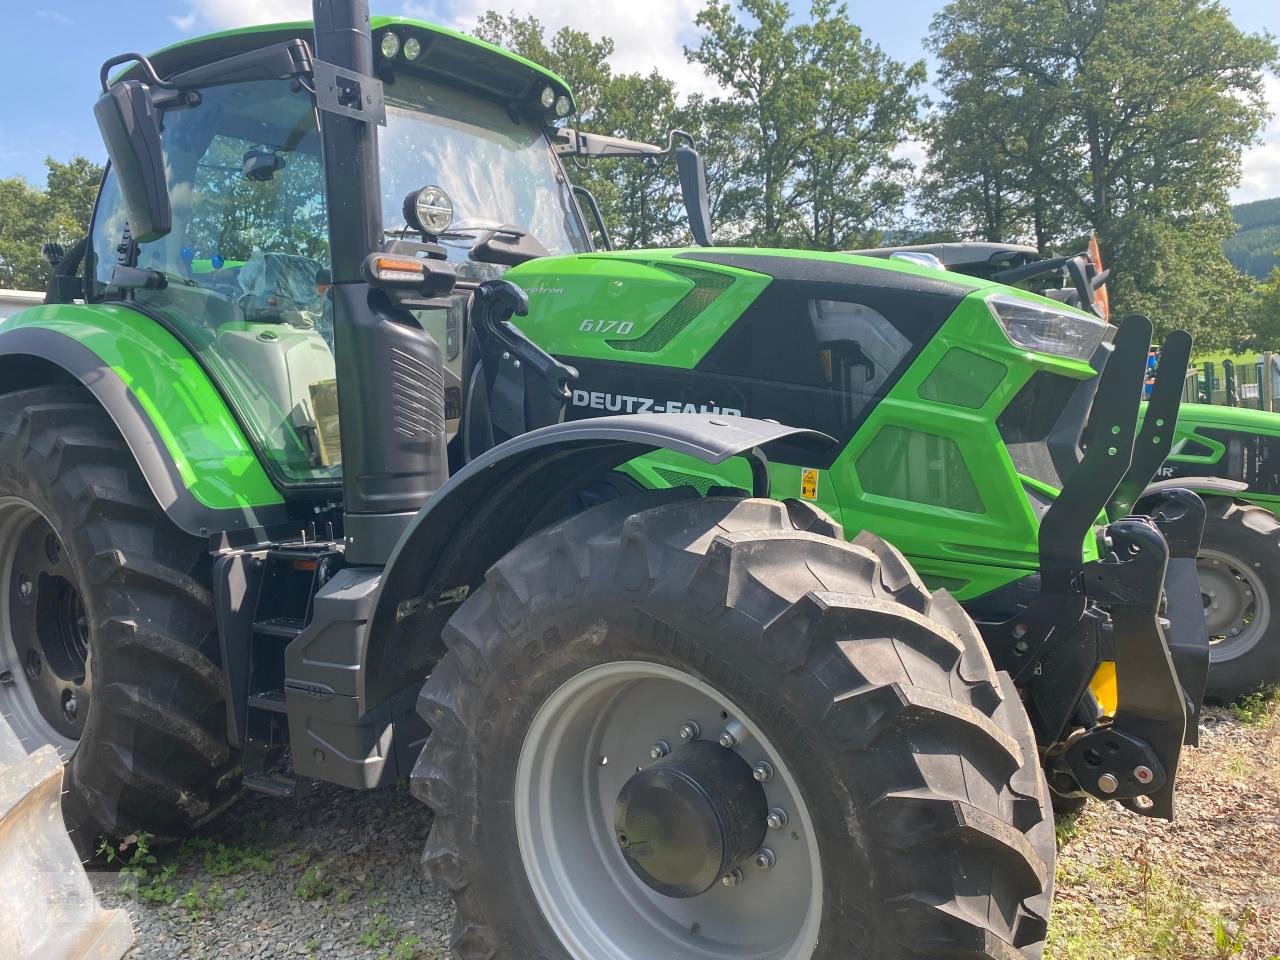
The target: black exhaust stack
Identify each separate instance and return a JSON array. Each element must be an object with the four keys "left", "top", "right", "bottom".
[{"left": 312, "top": 0, "right": 449, "bottom": 565}]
